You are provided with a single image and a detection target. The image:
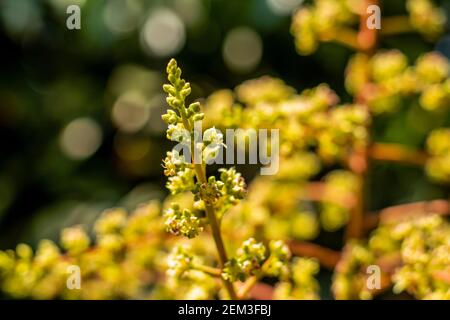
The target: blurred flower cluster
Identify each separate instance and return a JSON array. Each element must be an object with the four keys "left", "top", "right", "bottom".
[
  {"left": 346, "top": 50, "right": 450, "bottom": 114},
  {"left": 291, "top": 0, "right": 358, "bottom": 55},
  {"left": 0, "top": 202, "right": 165, "bottom": 299},
  {"left": 203, "top": 76, "right": 368, "bottom": 237},
  {"left": 426, "top": 128, "right": 450, "bottom": 183},
  {"left": 204, "top": 77, "right": 368, "bottom": 165},
  {"left": 291, "top": 0, "right": 446, "bottom": 55},
  {"left": 0, "top": 0, "right": 449, "bottom": 301},
  {"left": 333, "top": 215, "right": 450, "bottom": 300}
]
